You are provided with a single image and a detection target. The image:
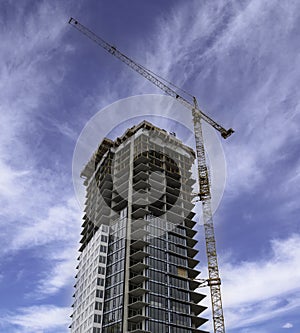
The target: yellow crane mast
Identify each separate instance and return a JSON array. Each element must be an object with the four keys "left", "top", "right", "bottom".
[{"left": 69, "top": 17, "right": 234, "bottom": 333}]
